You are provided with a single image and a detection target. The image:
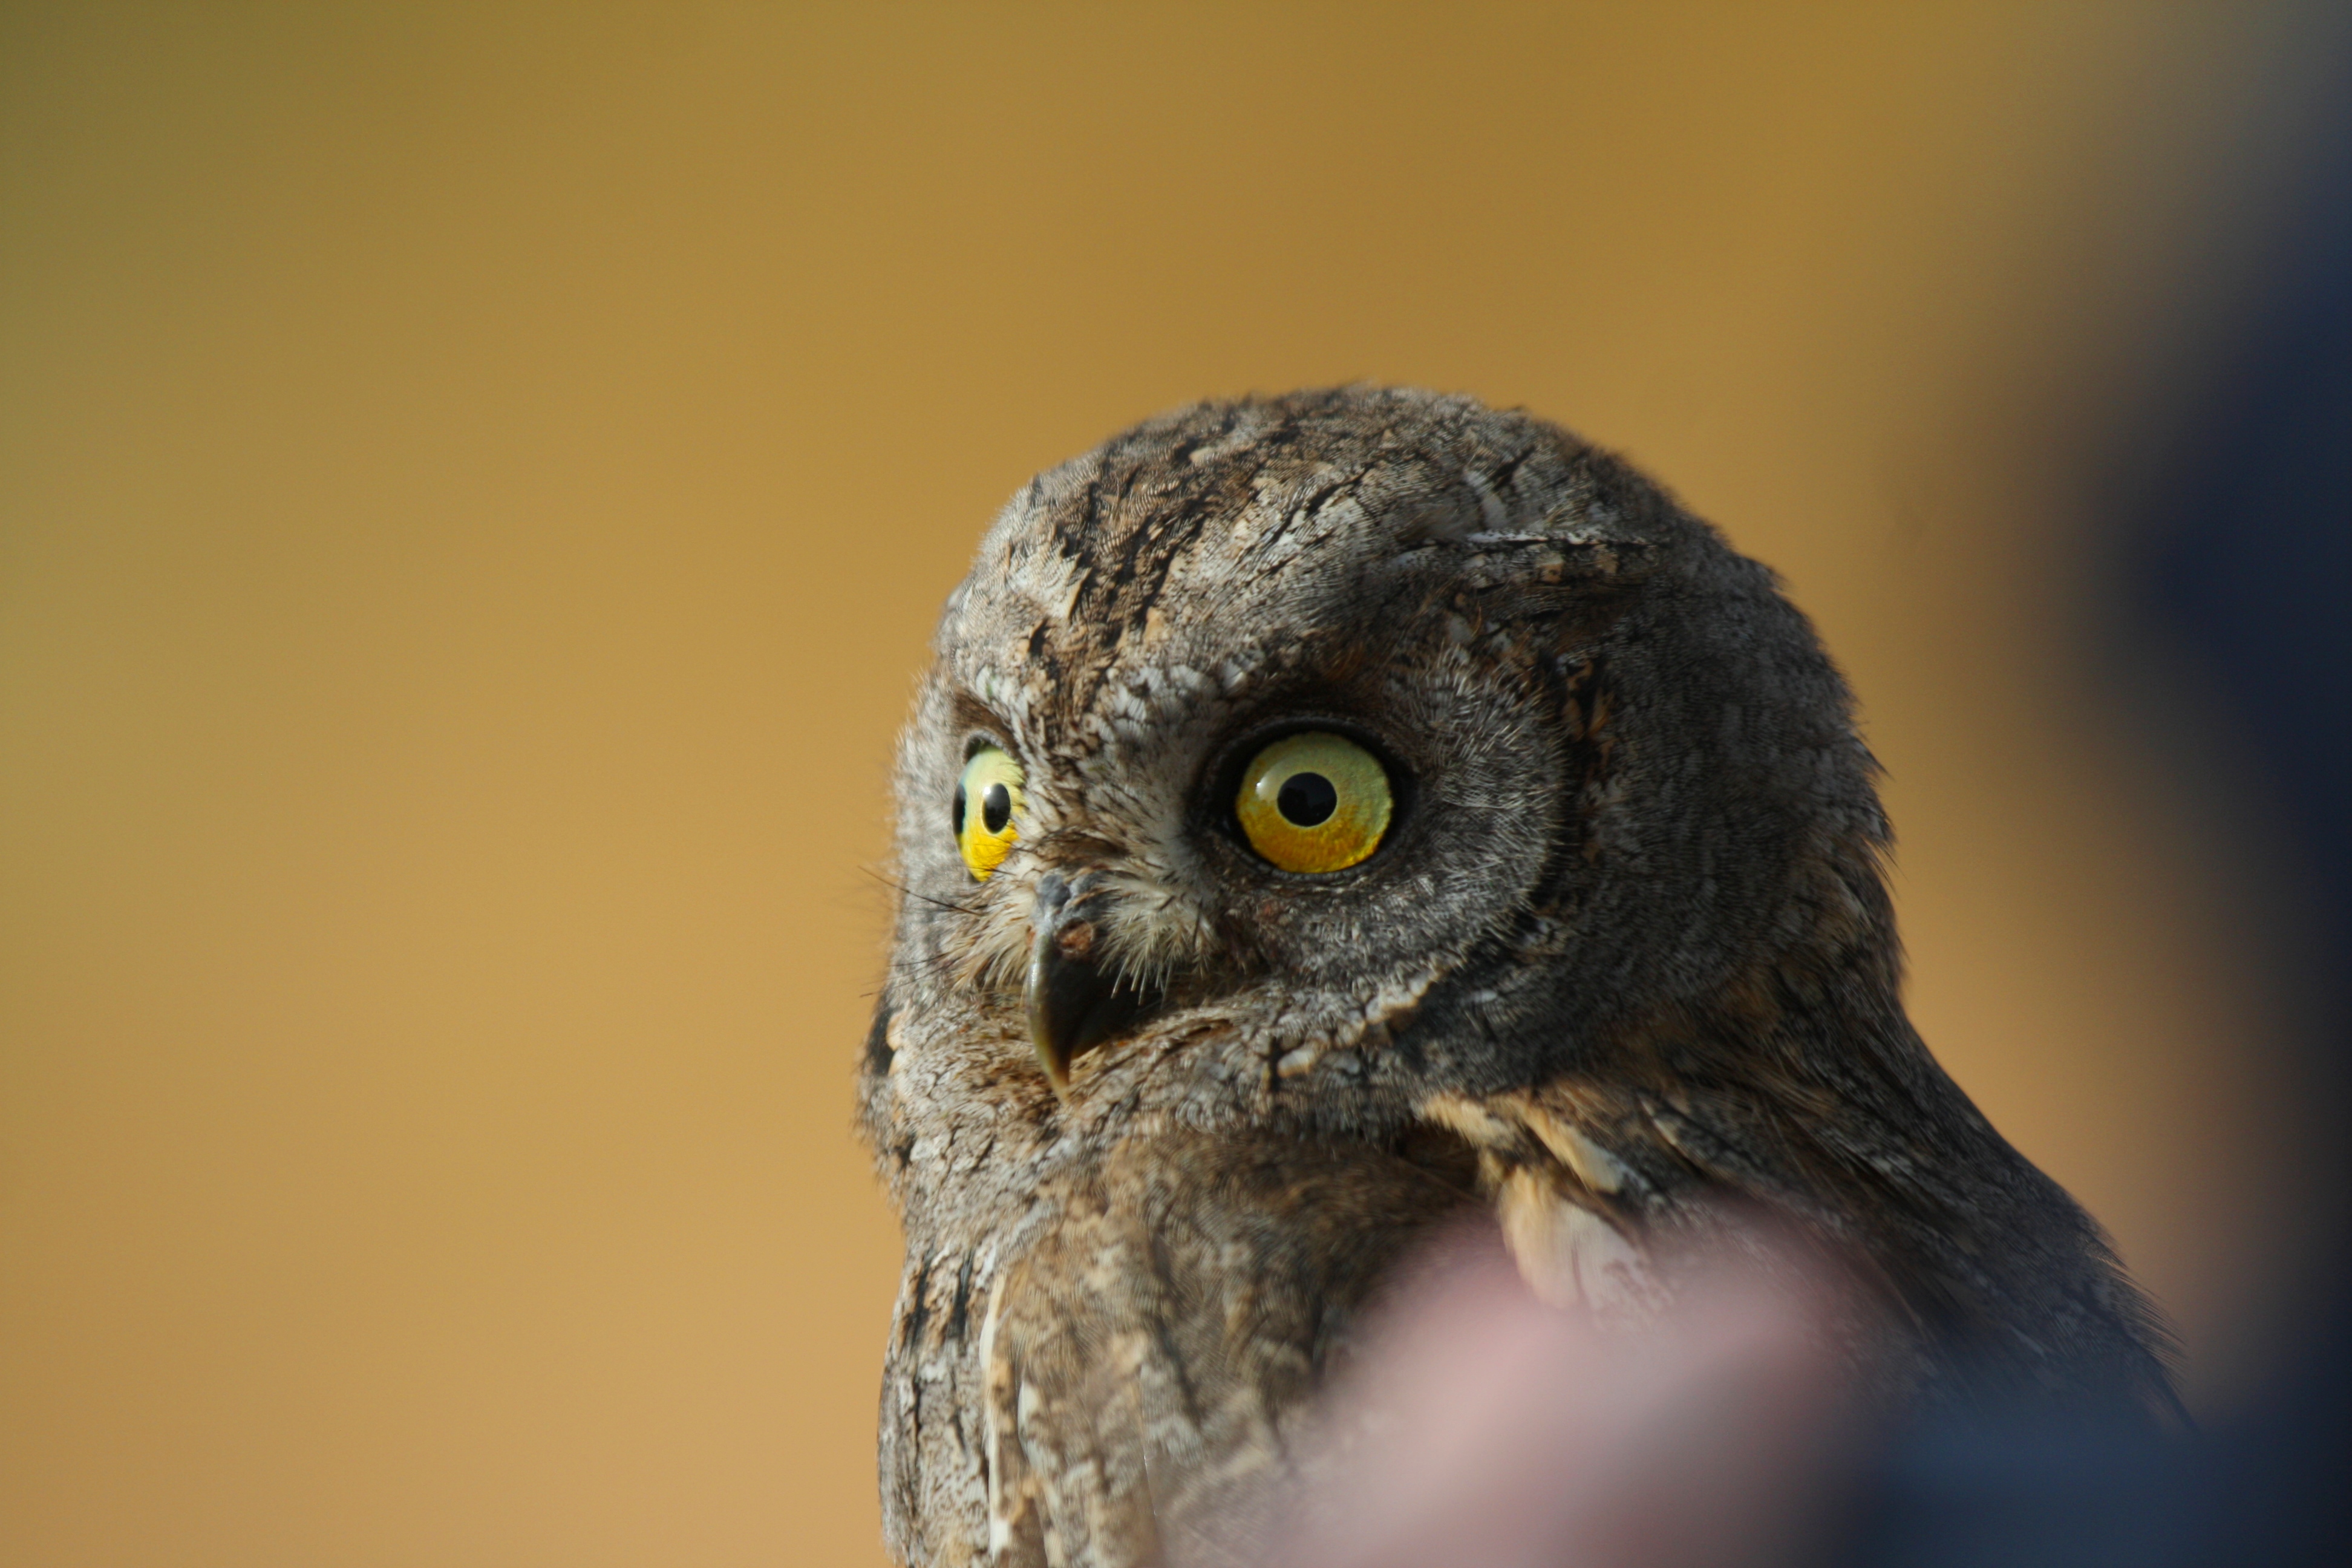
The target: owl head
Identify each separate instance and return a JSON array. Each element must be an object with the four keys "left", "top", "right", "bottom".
[{"left": 869, "top": 386, "right": 1891, "bottom": 1148}]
